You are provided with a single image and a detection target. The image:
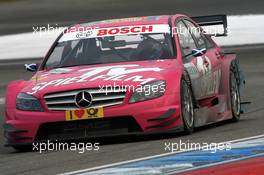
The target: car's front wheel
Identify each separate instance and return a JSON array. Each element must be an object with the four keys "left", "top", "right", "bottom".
[{"left": 180, "top": 78, "right": 195, "bottom": 134}]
